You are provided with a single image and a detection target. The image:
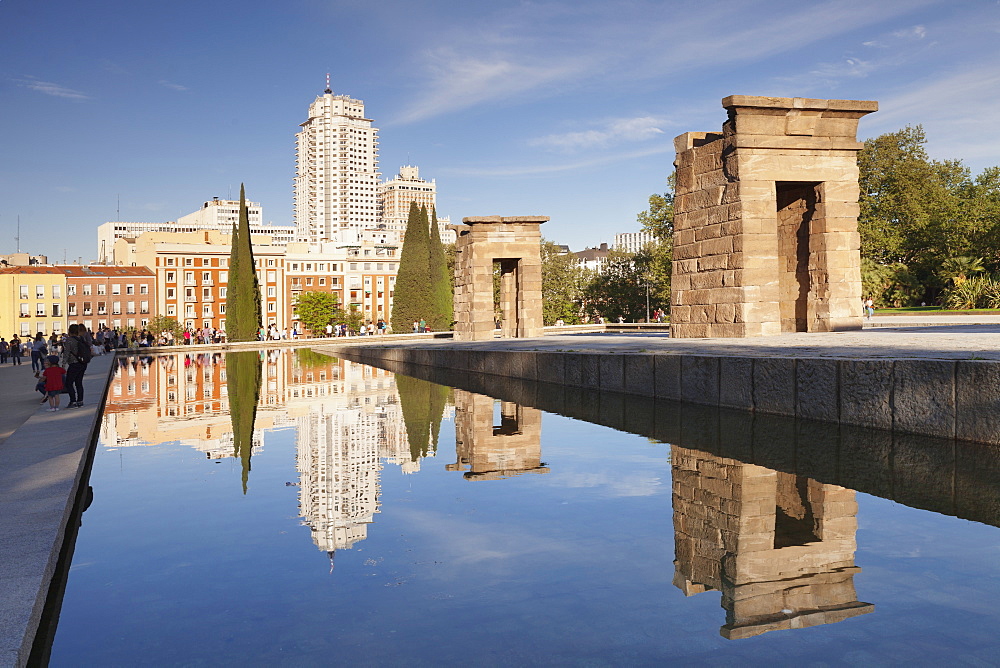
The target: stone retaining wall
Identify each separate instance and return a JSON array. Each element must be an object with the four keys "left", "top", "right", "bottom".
[{"left": 320, "top": 343, "right": 1000, "bottom": 445}]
